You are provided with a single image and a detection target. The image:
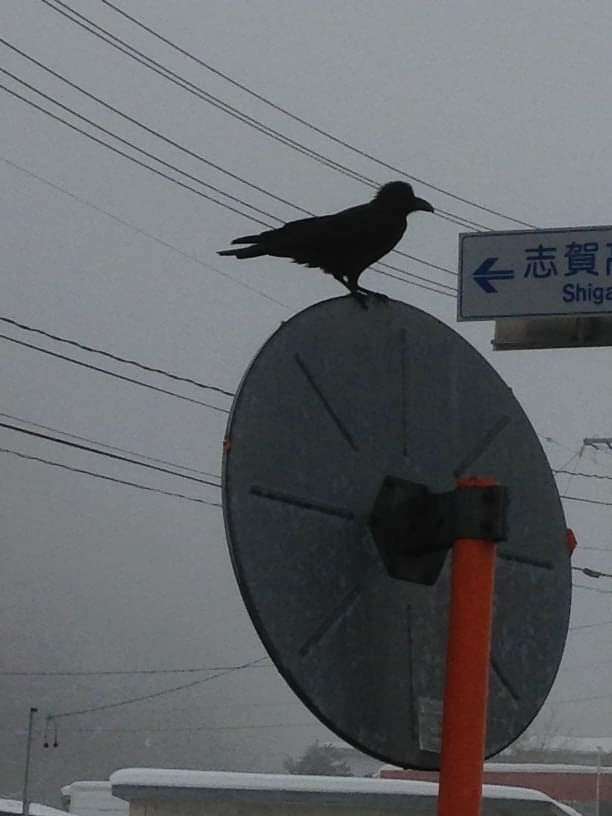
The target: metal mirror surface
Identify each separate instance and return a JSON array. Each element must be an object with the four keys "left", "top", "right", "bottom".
[{"left": 222, "top": 296, "right": 571, "bottom": 769}]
